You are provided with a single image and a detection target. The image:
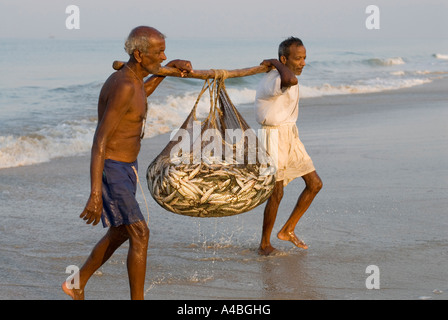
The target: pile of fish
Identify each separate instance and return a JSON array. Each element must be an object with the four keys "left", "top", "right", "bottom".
[{"left": 146, "top": 156, "right": 275, "bottom": 217}]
